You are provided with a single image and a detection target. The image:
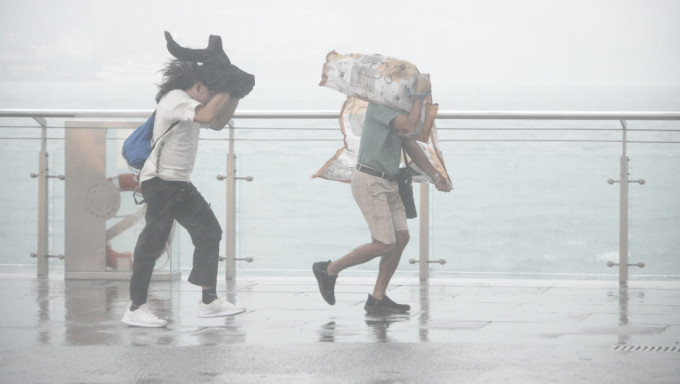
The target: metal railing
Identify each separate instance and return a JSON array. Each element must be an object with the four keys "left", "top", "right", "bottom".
[{"left": 1, "top": 109, "right": 679, "bottom": 284}]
